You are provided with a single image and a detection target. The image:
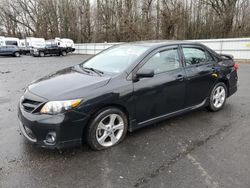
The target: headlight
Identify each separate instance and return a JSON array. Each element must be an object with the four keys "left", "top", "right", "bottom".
[{"left": 40, "top": 99, "right": 82, "bottom": 115}]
